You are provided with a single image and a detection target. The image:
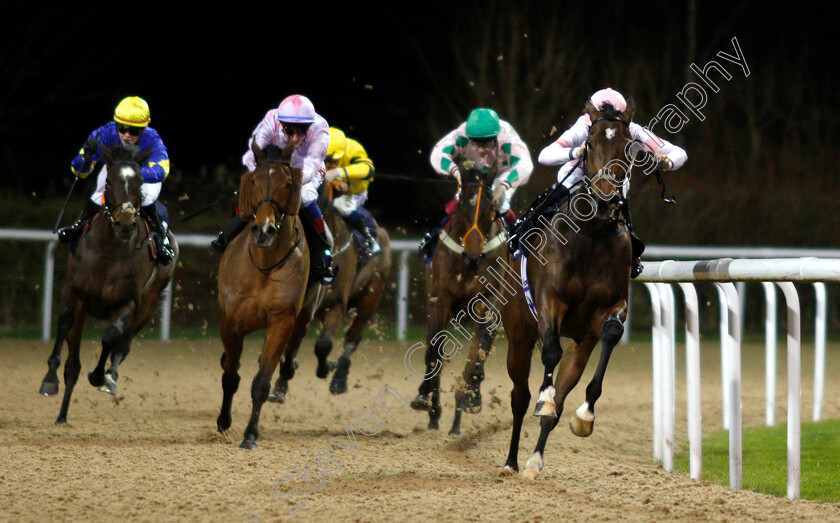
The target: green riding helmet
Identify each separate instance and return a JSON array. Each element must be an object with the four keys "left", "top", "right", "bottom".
[{"left": 465, "top": 108, "right": 501, "bottom": 139}]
